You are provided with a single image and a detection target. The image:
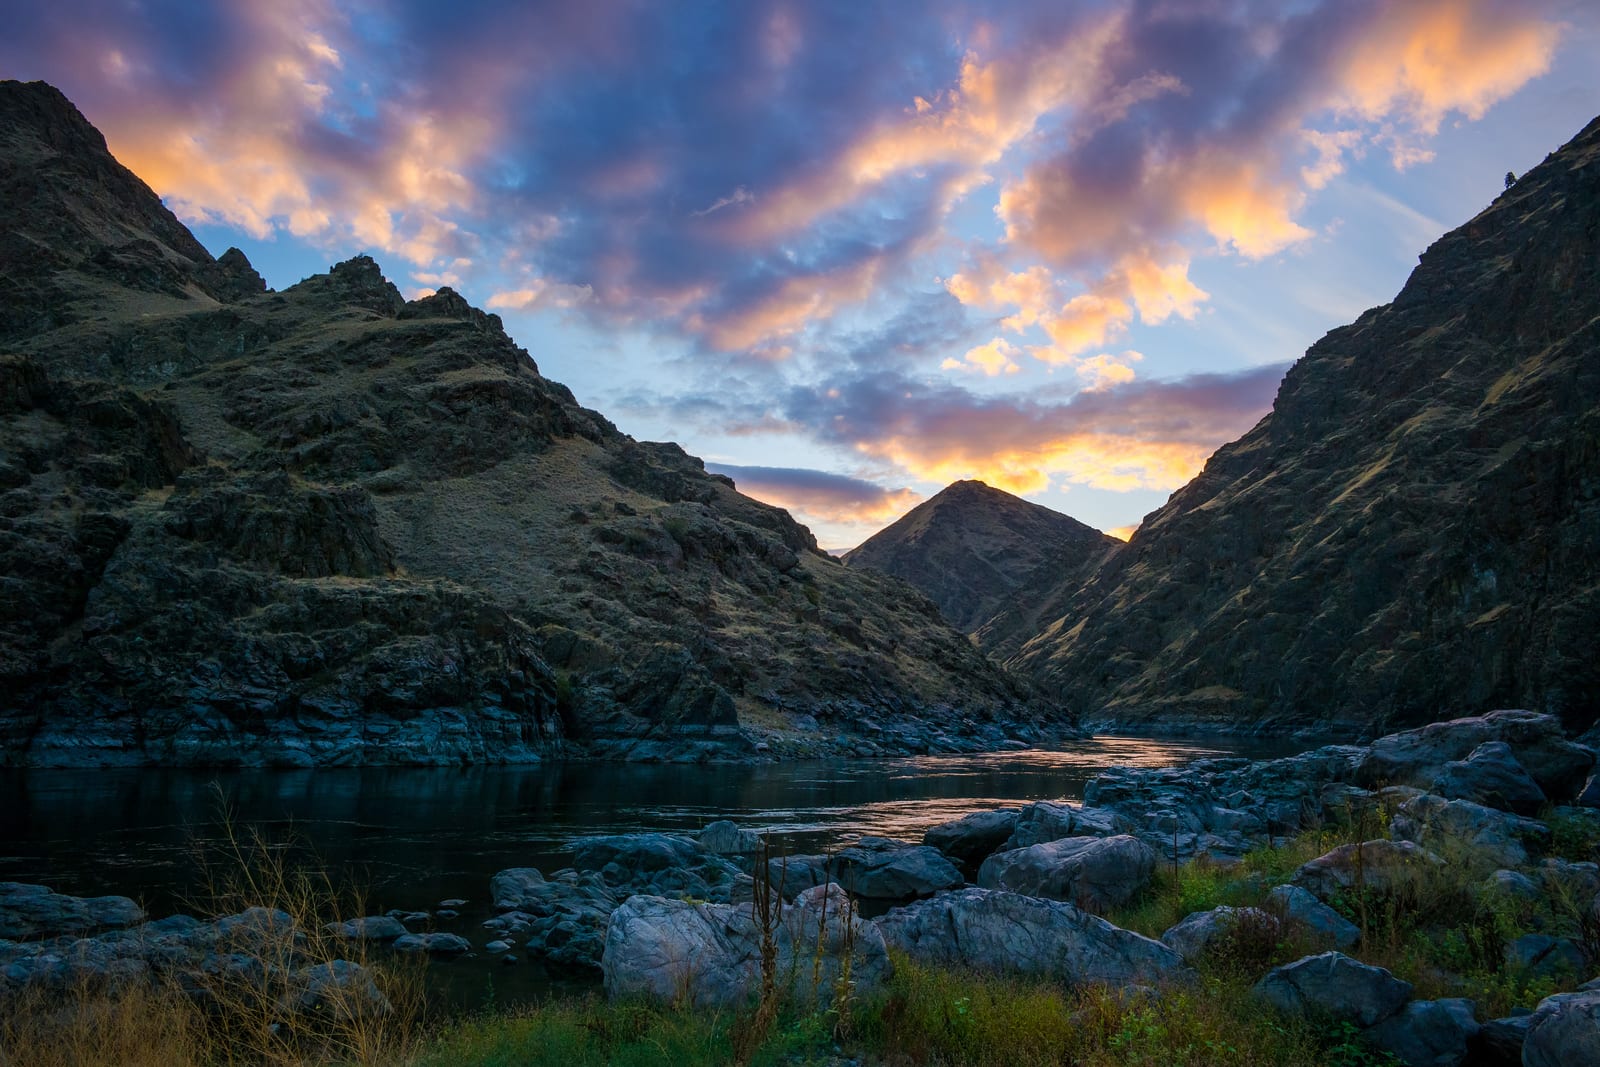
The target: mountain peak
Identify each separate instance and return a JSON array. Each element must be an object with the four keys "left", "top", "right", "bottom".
[{"left": 845, "top": 480, "right": 1117, "bottom": 633}]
